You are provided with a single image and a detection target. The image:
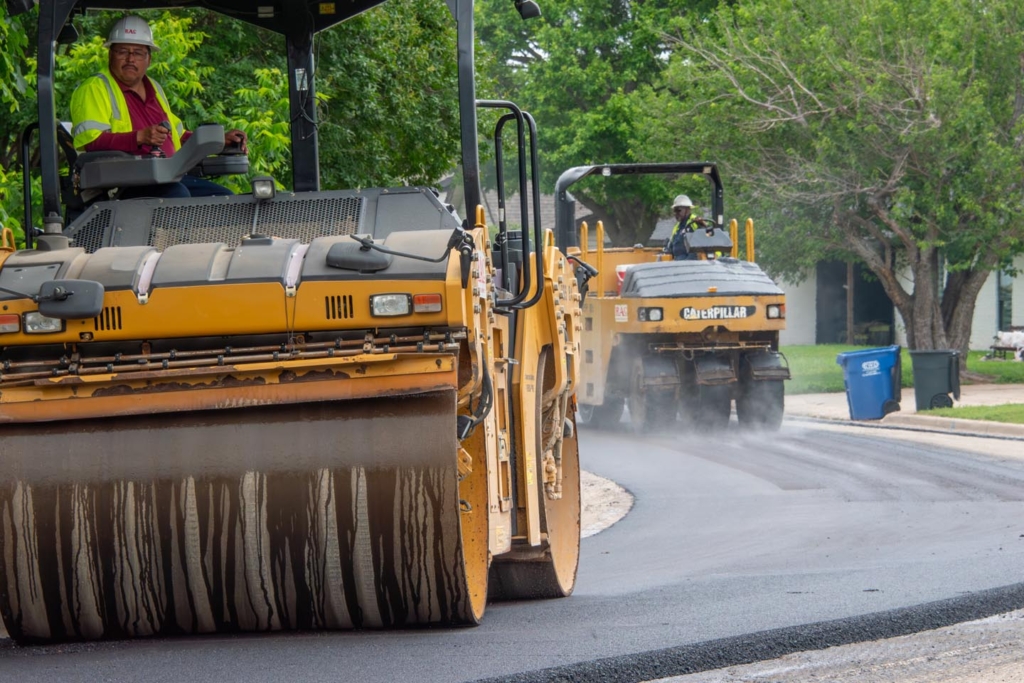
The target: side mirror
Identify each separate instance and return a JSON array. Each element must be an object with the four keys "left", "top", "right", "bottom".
[
  {"left": 37, "top": 280, "right": 106, "bottom": 319},
  {"left": 514, "top": 0, "right": 541, "bottom": 19}
]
